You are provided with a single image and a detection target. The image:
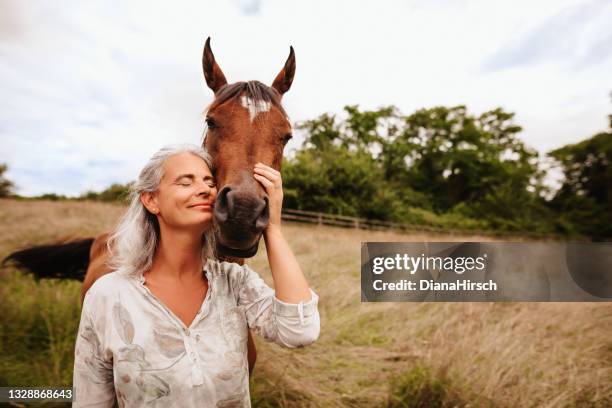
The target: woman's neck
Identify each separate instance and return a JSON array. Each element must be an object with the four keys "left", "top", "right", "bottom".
[{"left": 147, "top": 225, "right": 206, "bottom": 284}]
